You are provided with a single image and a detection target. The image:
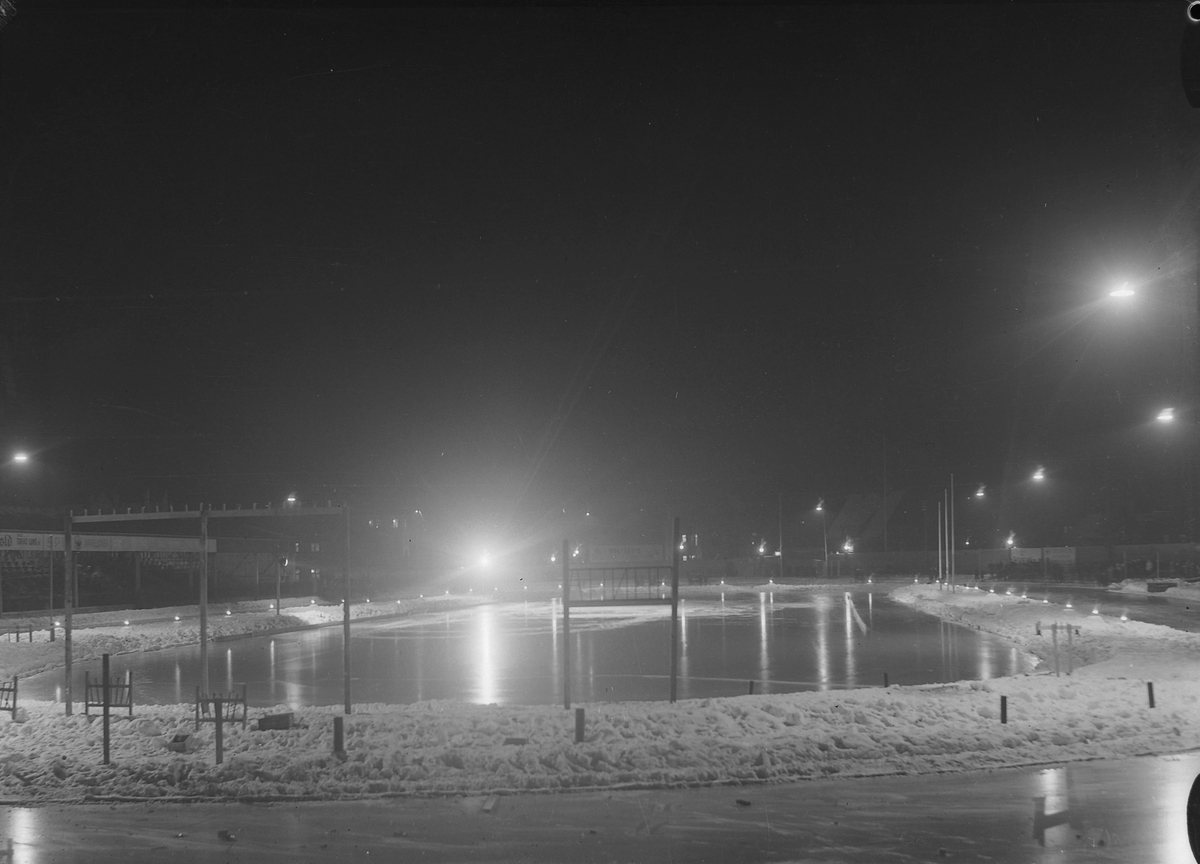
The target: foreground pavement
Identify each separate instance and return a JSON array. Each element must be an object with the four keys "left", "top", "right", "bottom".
[{"left": 0, "top": 749, "right": 1195, "bottom": 863}]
